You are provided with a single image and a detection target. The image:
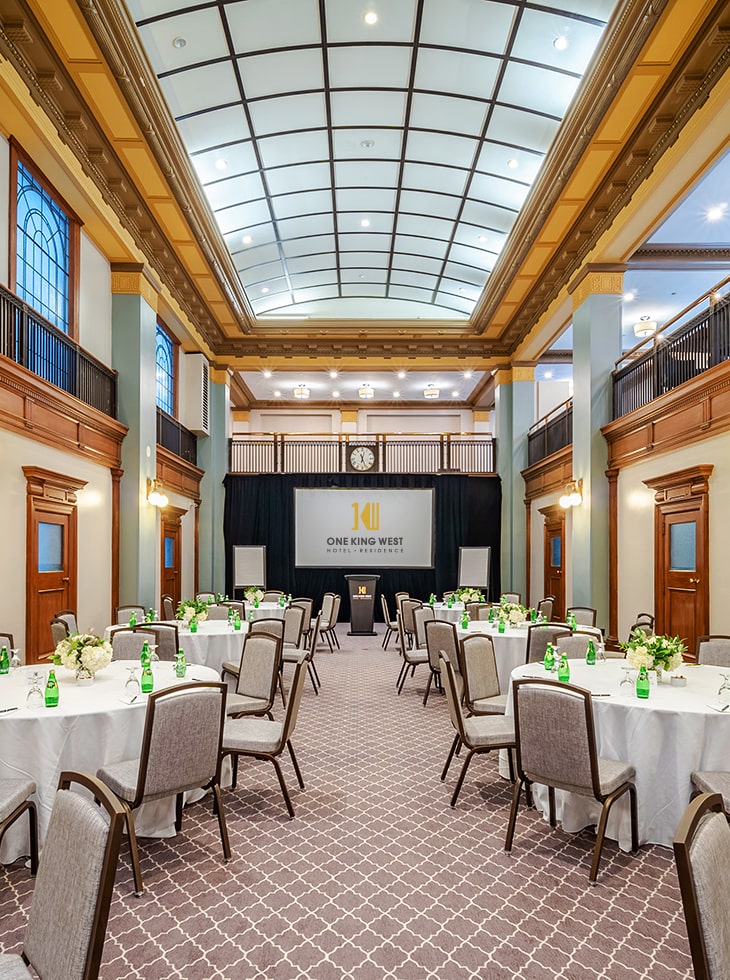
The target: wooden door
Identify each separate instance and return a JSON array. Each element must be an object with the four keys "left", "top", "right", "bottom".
[
  {"left": 24, "top": 467, "right": 85, "bottom": 664},
  {"left": 645, "top": 466, "right": 711, "bottom": 659},
  {"left": 161, "top": 508, "right": 185, "bottom": 607},
  {"left": 539, "top": 505, "right": 565, "bottom": 620}
]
